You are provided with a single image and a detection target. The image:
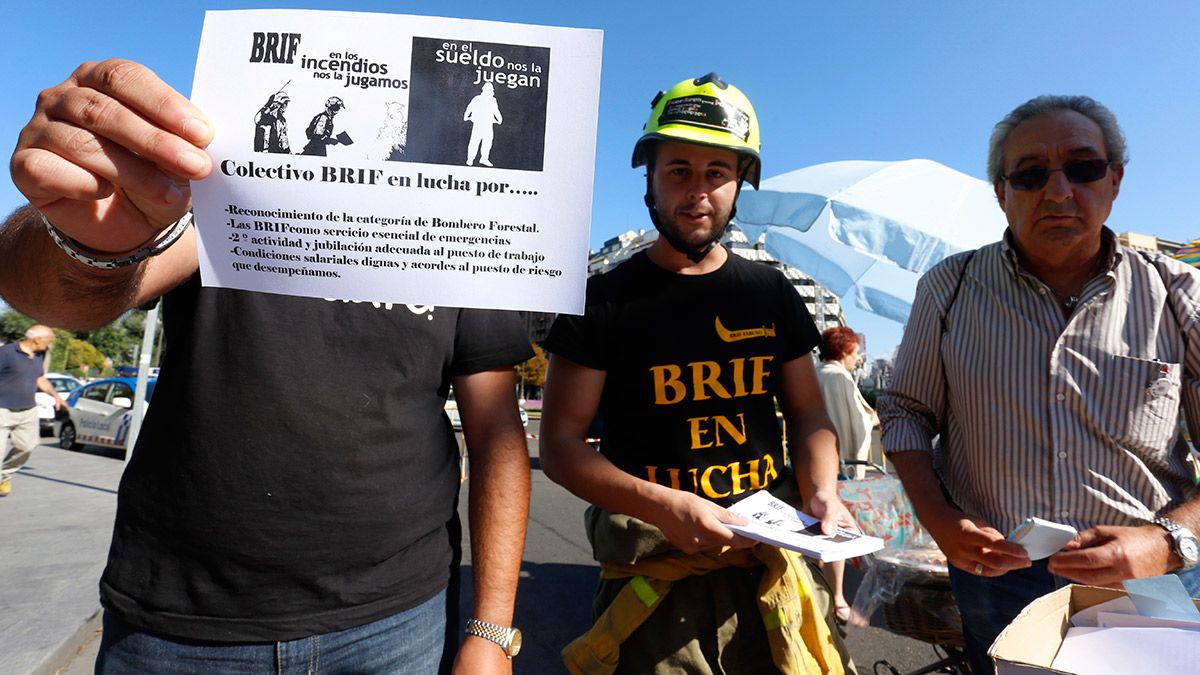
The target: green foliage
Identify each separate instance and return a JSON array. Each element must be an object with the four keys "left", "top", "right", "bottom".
[
  {"left": 66, "top": 338, "right": 106, "bottom": 373},
  {"left": 123, "top": 311, "right": 147, "bottom": 336},
  {"left": 0, "top": 308, "right": 35, "bottom": 343},
  {"left": 46, "top": 329, "right": 73, "bottom": 372},
  {"left": 87, "top": 323, "right": 134, "bottom": 363},
  {"left": 107, "top": 310, "right": 162, "bottom": 367},
  {"left": 515, "top": 342, "right": 548, "bottom": 388}
]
